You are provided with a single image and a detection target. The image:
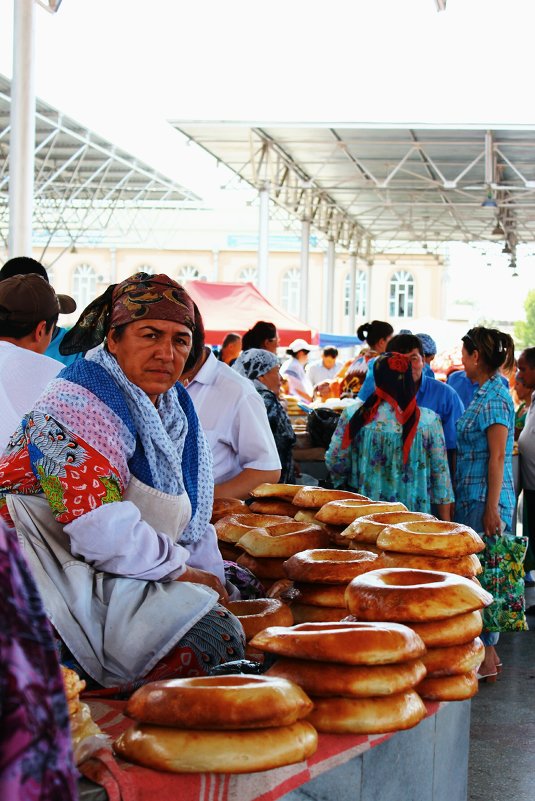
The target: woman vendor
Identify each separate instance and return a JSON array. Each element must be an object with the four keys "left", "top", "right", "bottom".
[
  {"left": 325, "top": 352, "right": 453, "bottom": 517},
  {"left": 0, "top": 272, "right": 245, "bottom": 693}
]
